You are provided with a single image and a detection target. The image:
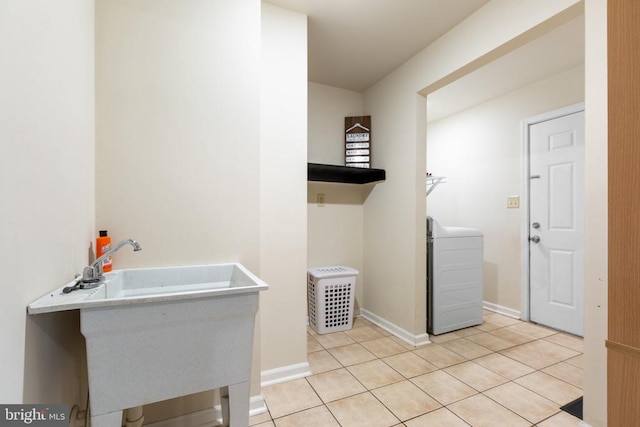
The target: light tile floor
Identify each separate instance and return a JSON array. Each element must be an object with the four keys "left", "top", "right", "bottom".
[{"left": 252, "top": 311, "right": 584, "bottom": 427}]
